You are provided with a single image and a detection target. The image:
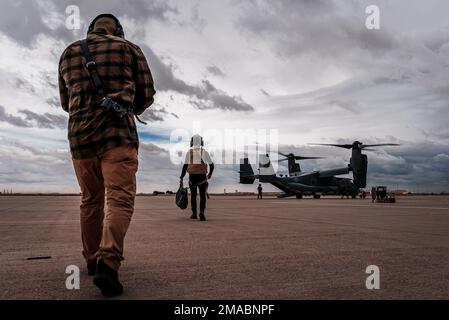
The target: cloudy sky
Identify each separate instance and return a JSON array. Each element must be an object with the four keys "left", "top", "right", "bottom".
[{"left": 0, "top": 0, "right": 448, "bottom": 193}]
